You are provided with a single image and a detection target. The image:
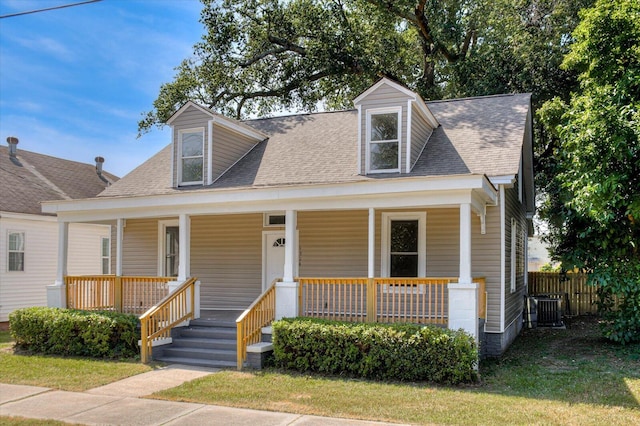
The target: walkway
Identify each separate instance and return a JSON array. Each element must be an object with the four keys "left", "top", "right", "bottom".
[{"left": 0, "top": 364, "right": 405, "bottom": 425}]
